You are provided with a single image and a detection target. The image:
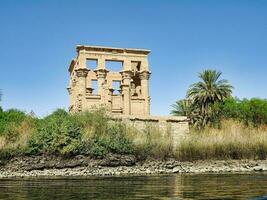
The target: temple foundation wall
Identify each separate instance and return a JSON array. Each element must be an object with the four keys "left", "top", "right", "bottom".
[{"left": 110, "top": 115, "right": 189, "bottom": 149}]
